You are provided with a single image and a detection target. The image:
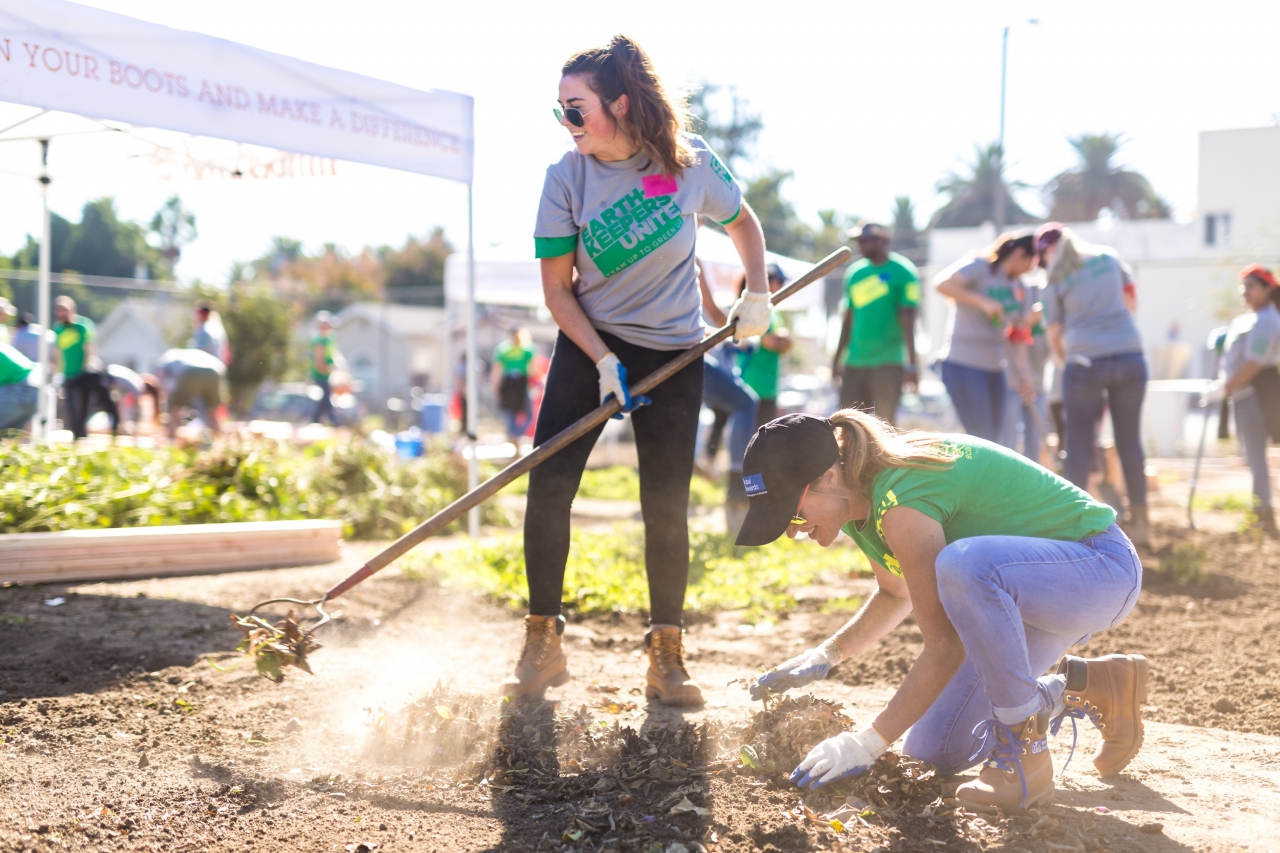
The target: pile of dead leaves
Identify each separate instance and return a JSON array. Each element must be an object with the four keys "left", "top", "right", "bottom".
[
  {"left": 728, "top": 693, "right": 855, "bottom": 775},
  {"left": 363, "top": 683, "right": 497, "bottom": 769},
  {"left": 227, "top": 611, "right": 320, "bottom": 682}
]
